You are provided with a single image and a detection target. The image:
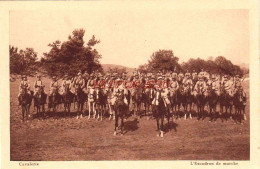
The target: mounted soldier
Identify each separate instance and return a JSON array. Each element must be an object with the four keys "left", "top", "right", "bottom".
[
  {"left": 177, "top": 72, "right": 184, "bottom": 85},
  {"left": 74, "top": 72, "right": 85, "bottom": 90},
  {"left": 33, "top": 74, "right": 46, "bottom": 97},
  {"left": 192, "top": 70, "right": 198, "bottom": 84},
  {"left": 49, "top": 76, "right": 59, "bottom": 96},
  {"left": 18, "top": 75, "right": 32, "bottom": 105},
  {"left": 61, "top": 74, "right": 72, "bottom": 96},
  {"left": 222, "top": 75, "right": 234, "bottom": 96},
  {"left": 193, "top": 75, "right": 207, "bottom": 97},
  {"left": 210, "top": 74, "right": 221, "bottom": 96},
  {"left": 234, "top": 75, "right": 244, "bottom": 92},
  {"left": 182, "top": 72, "right": 193, "bottom": 92},
  {"left": 87, "top": 73, "right": 96, "bottom": 90}
]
